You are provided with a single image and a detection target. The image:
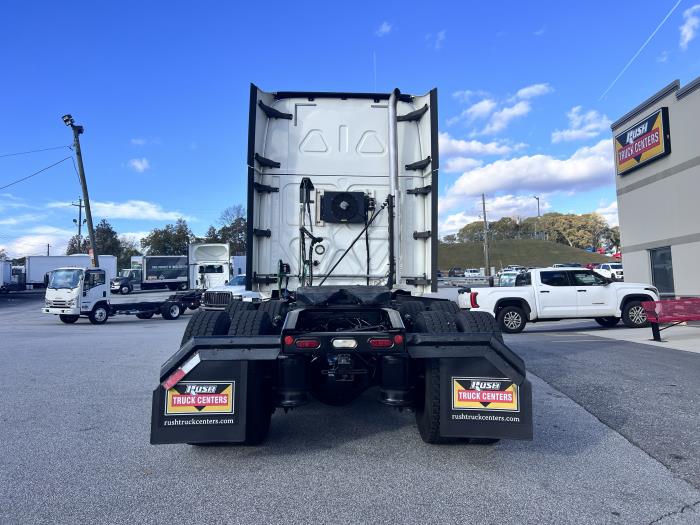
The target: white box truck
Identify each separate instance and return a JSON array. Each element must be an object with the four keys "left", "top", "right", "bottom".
[
  {"left": 150, "top": 85, "right": 533, "bottom": 447},
  {"left": 25, "top": 255, "right": 116, "bottom": 288},
  {"left": 0, "top": 260, "right": 12, "bottom": 293}
]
